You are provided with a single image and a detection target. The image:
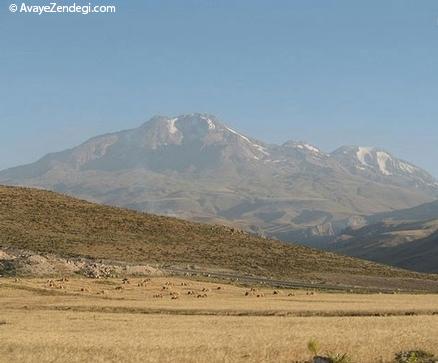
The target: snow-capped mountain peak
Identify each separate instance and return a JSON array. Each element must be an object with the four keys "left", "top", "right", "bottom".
[
  {"left": 0, "top": 113, "right": 437, "bottom": 245},
  {"left": 331, "top": 145, "right": 435, "bottom": 190},
  {"left": 127, "top": 113, "right": 271, "bottom": 163}
]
